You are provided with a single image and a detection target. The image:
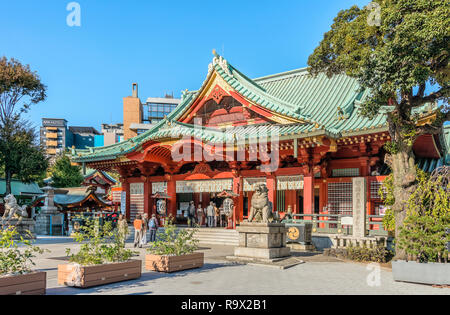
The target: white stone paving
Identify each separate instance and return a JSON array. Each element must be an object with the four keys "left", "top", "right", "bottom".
[{"left": 29, "top": 237, "right": 449, "bottom": 295}]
